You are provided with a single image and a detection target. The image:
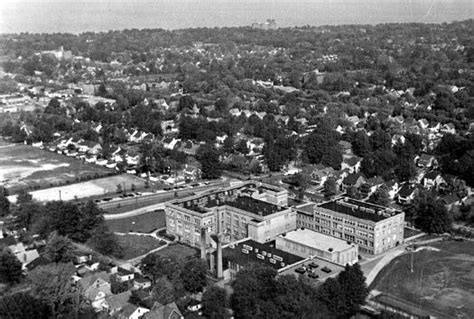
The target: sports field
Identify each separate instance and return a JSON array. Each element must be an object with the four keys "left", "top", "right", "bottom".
[
  {"left": 114, "top": 234, "right": 165, "bottom": 260},
  {"left": 371, "top": 240, "right": 474, "bottom": 318},
  {"left": 9, "top": 174, "right": 146, "bottom": 203},
  {"left": 0, "top": 143, "right": 111, "bottom": 193}
]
